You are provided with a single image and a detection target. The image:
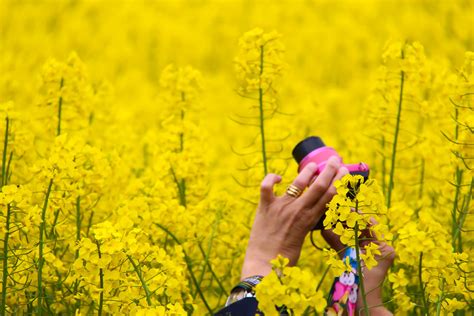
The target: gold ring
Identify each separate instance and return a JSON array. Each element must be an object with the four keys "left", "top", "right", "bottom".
[{"left": 286, "top": 184, "right": 303, "bottom": 198}]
